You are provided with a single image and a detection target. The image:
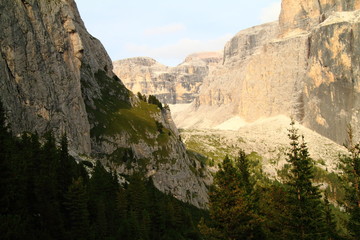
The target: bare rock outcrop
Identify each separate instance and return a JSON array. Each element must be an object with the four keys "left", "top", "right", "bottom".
[
  {"left": 173, "top": 0, "right": 360, "bottom": 145},
  {"left": 0, "top": 0, "right": 209, "bottom": 208},
  {"left": 303, "top": 10, "right": 360, "bottom": 144},
  {"left": 0, "top": 0, "right": 107, "bottom": 154},
  {"left": 279, "top": 0, "right": 360, "bottom": 36},
  {"left": 113, "top": 52, "right": 222, "bottom": 104}
]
